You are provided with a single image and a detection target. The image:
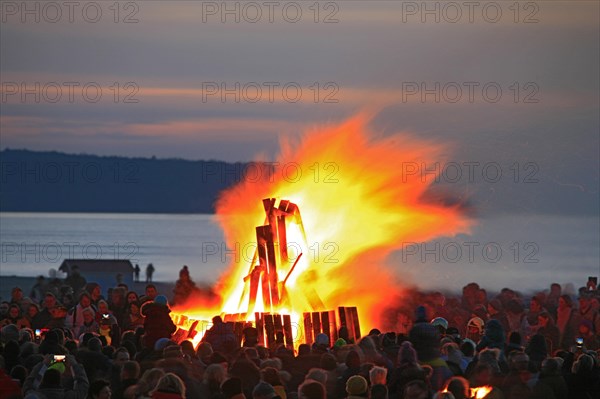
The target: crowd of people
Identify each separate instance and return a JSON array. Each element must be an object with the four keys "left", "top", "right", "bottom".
[{"left": 1, "top": 274, "right": 599, "bottom": 399}]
